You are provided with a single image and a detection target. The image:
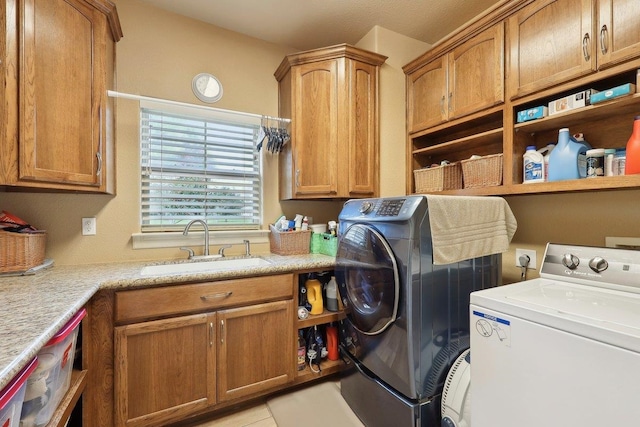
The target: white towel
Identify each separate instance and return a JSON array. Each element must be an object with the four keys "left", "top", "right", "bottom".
[{"left": 426, "top": 195, "right": 517, "bottom": 265}]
